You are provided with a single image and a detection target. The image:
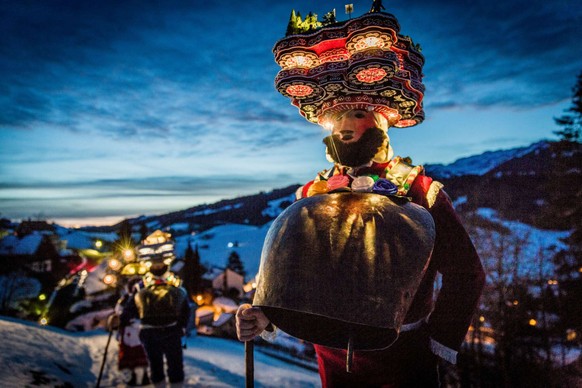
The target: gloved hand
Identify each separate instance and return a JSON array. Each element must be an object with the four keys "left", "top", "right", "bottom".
[
  {"left": 107, "top": 314, "right": 120, "bottom": 331},
  {"left": 235, "top": 304, "right": 271, "bottom": 342}
]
